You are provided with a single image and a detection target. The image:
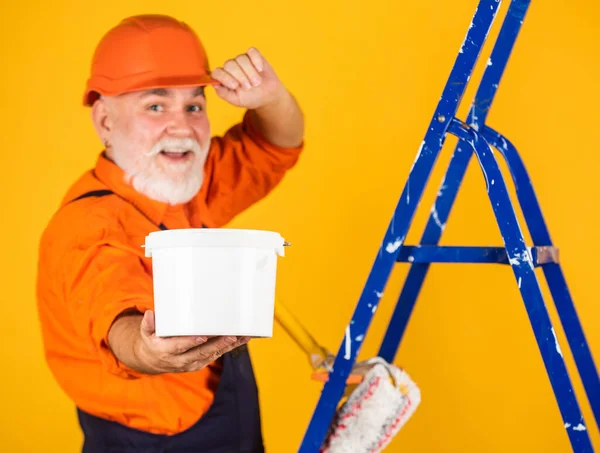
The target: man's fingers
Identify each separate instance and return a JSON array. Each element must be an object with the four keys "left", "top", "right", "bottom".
[
  {"left": 140, "top": 310, "right": 155, "bottom": 337},
  {"left": 222, "top": 59, "right": 252, "bottom": 90},
  {"left": 204, "top": 336, "right": 251, "bottom": 361},
  {"left": 159, "top": 335, "right": 208, "bottom": 356},
  {"left": 179, "top": 336, "right": 238, "bottom": 363},
  {"left": 234, "top": 53, "right": 262, "bottom": 87},
  {"left": 246, "top": 47, "right": 264, "bottom": 72},
  {"left": 211, "top": 67, "right": 239, "bottom": 90},
  {"left": 200, "top": 335, "right": 239, "bottom": 356},
  {"left": 213, "top": 84, "right": 237, "bottom": 103},
  {"left": 182, "top": 336, "right": 251, "bottom": 372}
]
